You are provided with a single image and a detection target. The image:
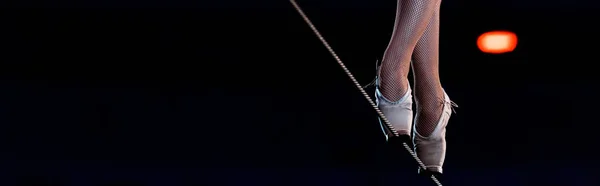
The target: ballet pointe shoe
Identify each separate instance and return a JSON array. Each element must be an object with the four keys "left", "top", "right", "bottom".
[
  {"left": 376, "top": 87, "right": 413, "bottom": 141},
  {"left": 413, "top": 89, "right": 456, "bottom": 175},
  {"left": 372, "top": 65, "right": 413, "bottom": 141}
]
